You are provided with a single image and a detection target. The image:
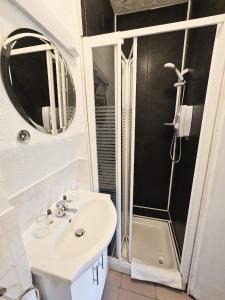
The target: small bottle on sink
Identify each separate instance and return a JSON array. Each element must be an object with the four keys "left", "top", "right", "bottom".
[
  {"left": 69, "top": 185, "right": 79, "bottom": 201},
  {"left": 47, "top": 209, "right": 53, "bottom": 225}
]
